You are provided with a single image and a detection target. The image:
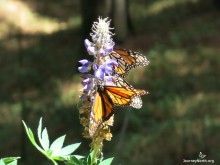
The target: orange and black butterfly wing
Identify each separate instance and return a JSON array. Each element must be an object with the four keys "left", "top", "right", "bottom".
[
  {"left": 109, "top": 51, "right": 130, "bottom": 77},
  {"left": 109, "top": 49, "right": 149, "bottom": 77},
  {"left": 104, "top": 86, "right": 137, "bottom": 106},
  {"left": 112, "top": 77, "right": 149, "bottom": 108},
  {"left": 113, "top": 77, "right": 148, "bottom": 95},
  {"left": 89, "top": 87, "right": 114, "bottom": 136},
  {"left": 89, "top": 85, "right": 143, "bottom": 136}
]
